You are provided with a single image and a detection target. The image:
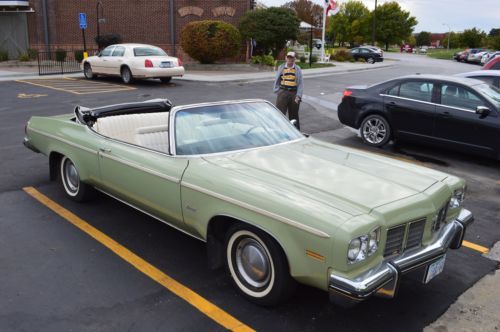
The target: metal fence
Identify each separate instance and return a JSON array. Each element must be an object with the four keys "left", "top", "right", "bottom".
[{"left": 37, "top": 50, "right": 97, "bottom": 76}]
